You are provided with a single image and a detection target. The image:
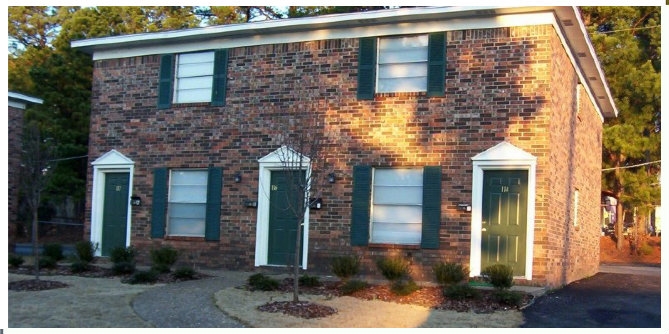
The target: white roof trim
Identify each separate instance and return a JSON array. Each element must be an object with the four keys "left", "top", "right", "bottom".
[
  {"left": 91, "top": 149, "right": 135, "bottom": 166},
  {"left": 258, "top": 145, "right": 311, "bottom": 164},
  {"left": 471, "top": 141, "right": 537, "bottom": 162},
  {"left": 8, "top": 91, "right": 43, "bottom": 105}
]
